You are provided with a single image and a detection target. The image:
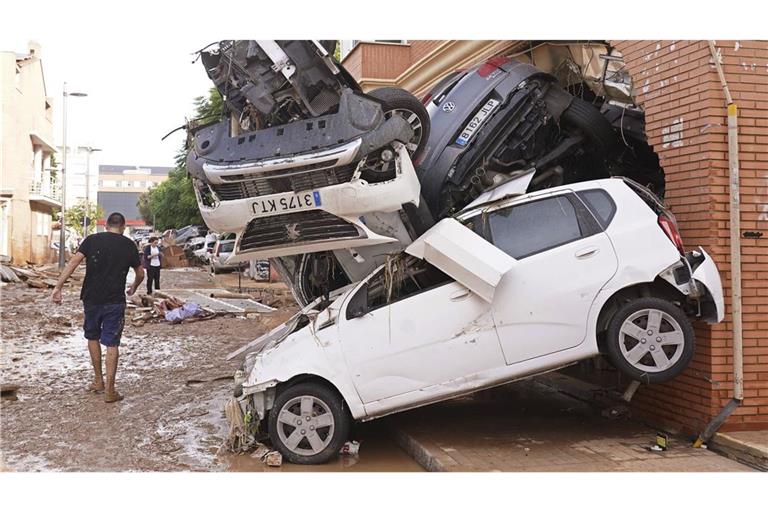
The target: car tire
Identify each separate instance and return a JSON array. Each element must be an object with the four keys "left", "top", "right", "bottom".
[
  {"left": 368, "top": 87, "right": 431, "bottom": 160},
  {"left": 560, "top": 96, "right": 619, "bottom": 156},
  {"left": 268, "top": 382, "right": 350, "bottom": 465},
  {"left": 604, "top": 297, "right": 695, "bottom": 384}
]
